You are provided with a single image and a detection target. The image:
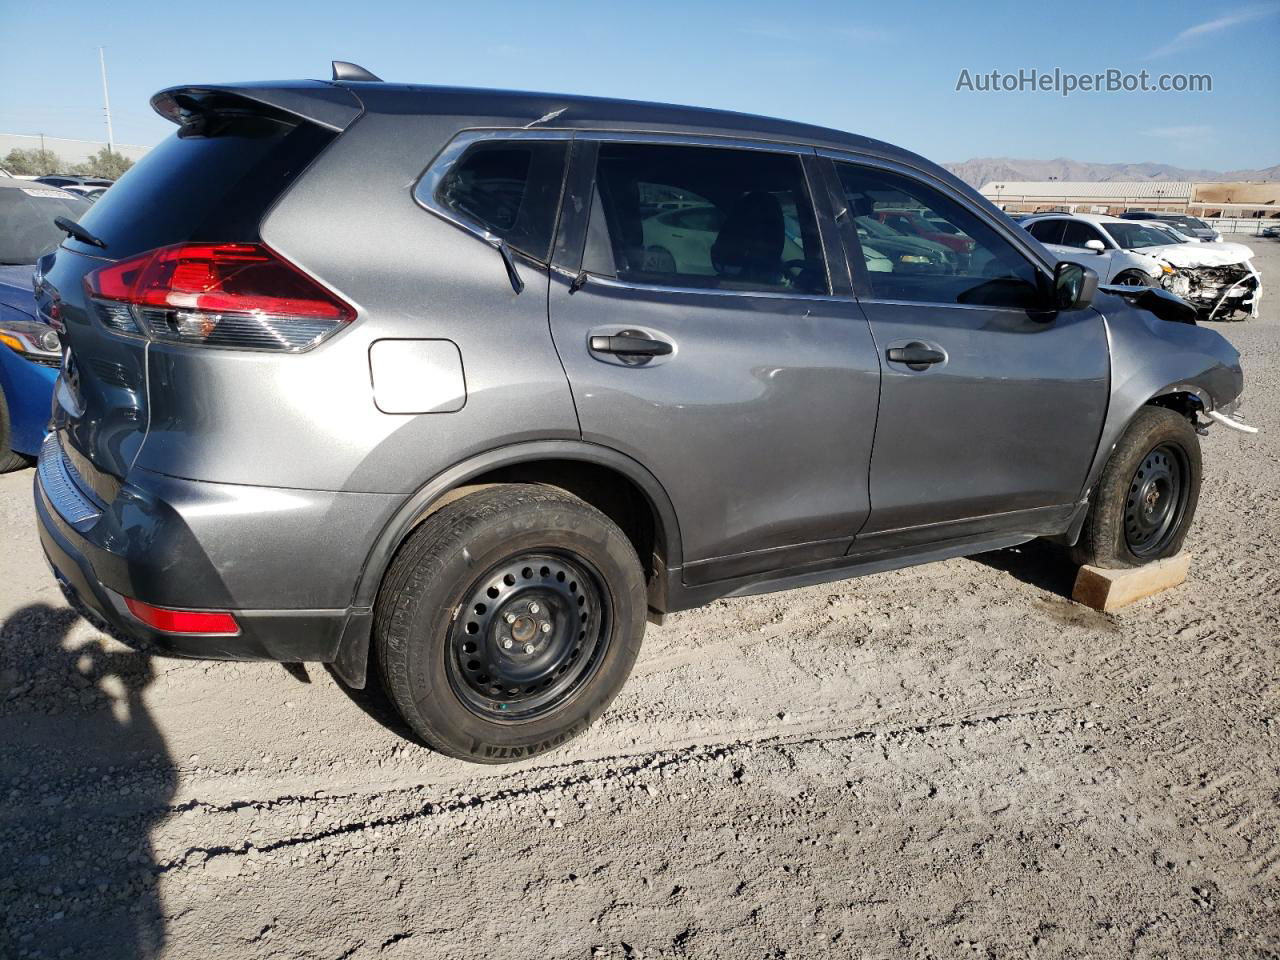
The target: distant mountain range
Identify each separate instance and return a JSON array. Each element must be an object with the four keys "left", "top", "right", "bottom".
[{"left": 943, "top": 157, "right": 1280, "bottom": 188}]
